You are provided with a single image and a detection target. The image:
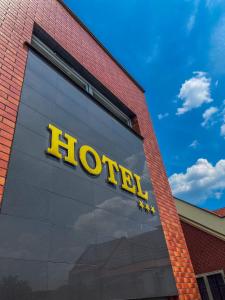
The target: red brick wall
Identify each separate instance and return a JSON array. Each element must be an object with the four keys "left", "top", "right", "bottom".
[
  {"left": 181, "top": 221, "right": 225, "bottom": 275},
  {"left": 0, "top": 0, "right": 200, "bottom": 299}
]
